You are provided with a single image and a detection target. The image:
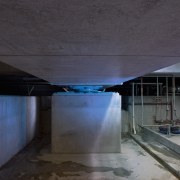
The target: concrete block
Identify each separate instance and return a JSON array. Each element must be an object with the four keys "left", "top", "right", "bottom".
[
  {"left": 52, "top": 93, "right": 121, "bottom": 153},
  {"left": 0, "top": 96, "right": 40, "bottom": 168}
]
